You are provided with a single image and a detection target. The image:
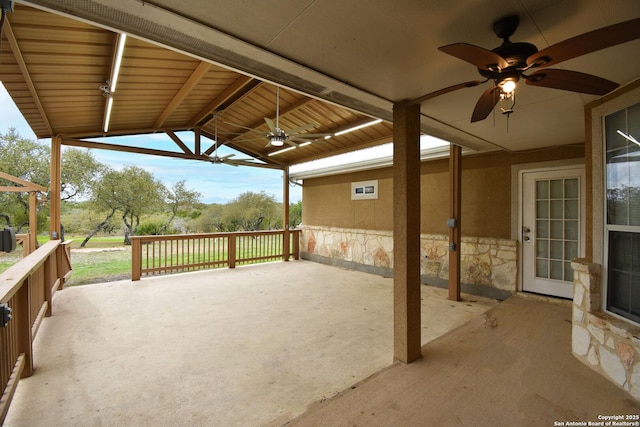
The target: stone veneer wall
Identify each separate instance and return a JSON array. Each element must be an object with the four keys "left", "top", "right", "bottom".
[
  {"left": 571, "top": 259, "right": 640, "bottom": 400},
  {"left": 299, "top": 225, "right": 518, "bottom": 292}
]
